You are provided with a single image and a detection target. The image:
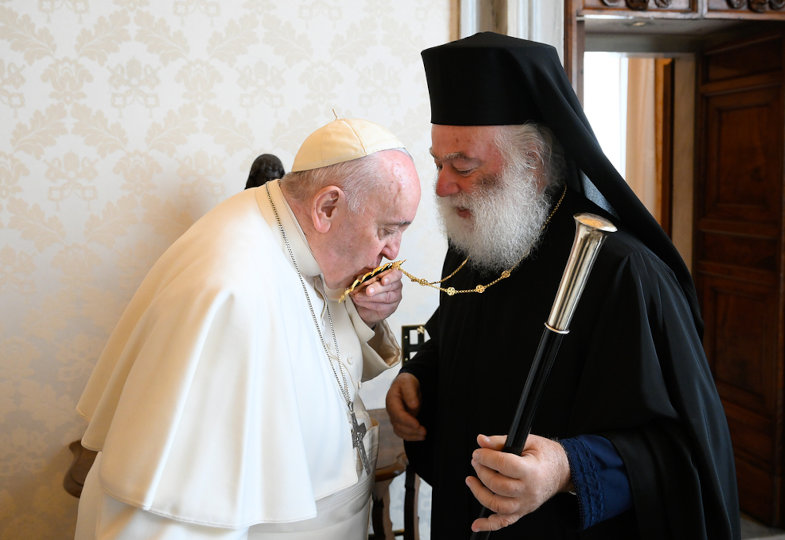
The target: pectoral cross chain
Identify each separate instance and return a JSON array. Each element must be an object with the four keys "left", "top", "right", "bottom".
[{"left": 266, "top": 184, "right": 373, "bottom": 479}]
